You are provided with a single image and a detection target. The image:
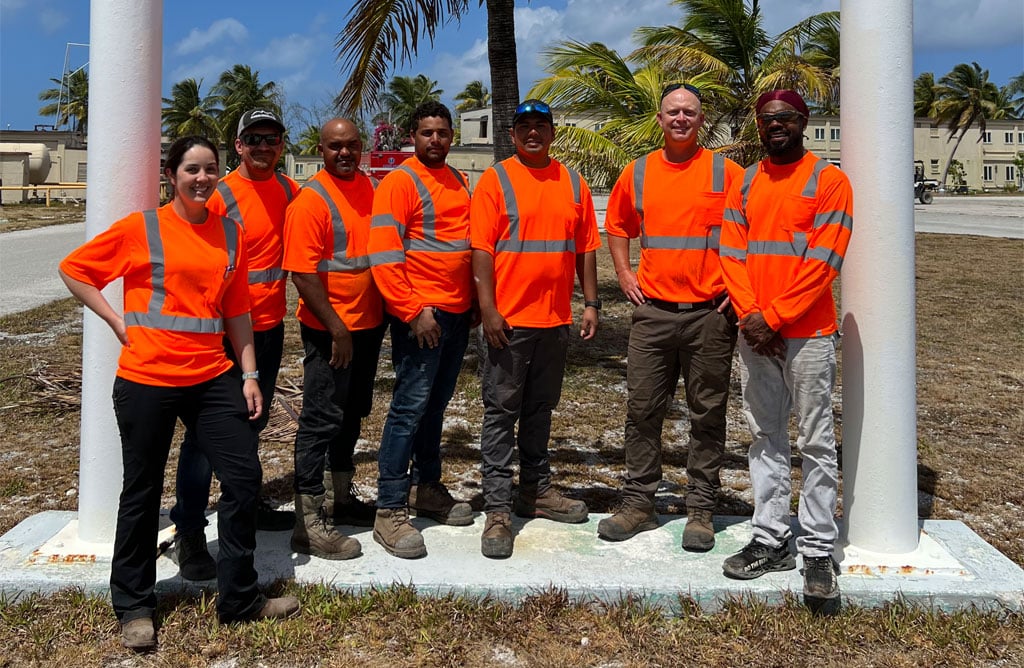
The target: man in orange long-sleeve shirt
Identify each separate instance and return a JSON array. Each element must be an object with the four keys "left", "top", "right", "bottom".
[
  {"left": 283, "top": 118, "right": 386, "bottom": 560},
  {"left": 719, "top": 90, "right": 853, "bottom": 613},
  {"left": 171, "top": 109, "right": 298, "bottom": 581},
  {"left": 598, "top": 83, "right": 743, "bottom": 552},
  {"left": 368, "top": 101, "right": 474, "bottom": 559},
  {"left": 471, "top": 99, "right": 601, "bottom": 559}
]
